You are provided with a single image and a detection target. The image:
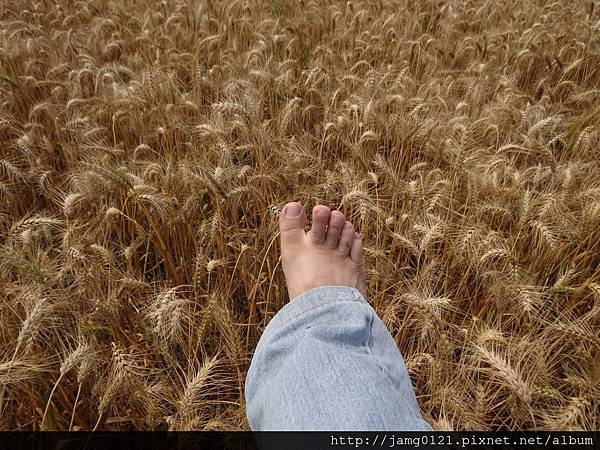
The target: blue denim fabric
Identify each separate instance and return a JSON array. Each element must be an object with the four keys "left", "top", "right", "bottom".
[{"left": 245, "top": 286, "right": 432, "bottom": 431}]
